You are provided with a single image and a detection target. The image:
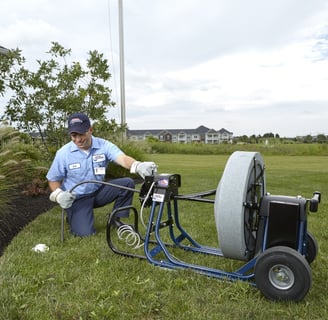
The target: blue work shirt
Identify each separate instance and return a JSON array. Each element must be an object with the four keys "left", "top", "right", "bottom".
[{"left": 46, "top": 136, "right": 124, "bottom": 195}]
